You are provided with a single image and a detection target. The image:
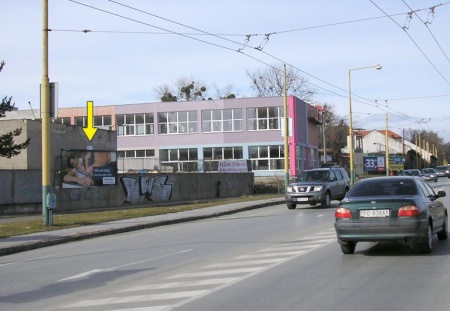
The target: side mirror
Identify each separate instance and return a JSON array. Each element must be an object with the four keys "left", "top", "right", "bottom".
[{"left": 437, "top": 190, "right": 446, "bottom": 198}]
